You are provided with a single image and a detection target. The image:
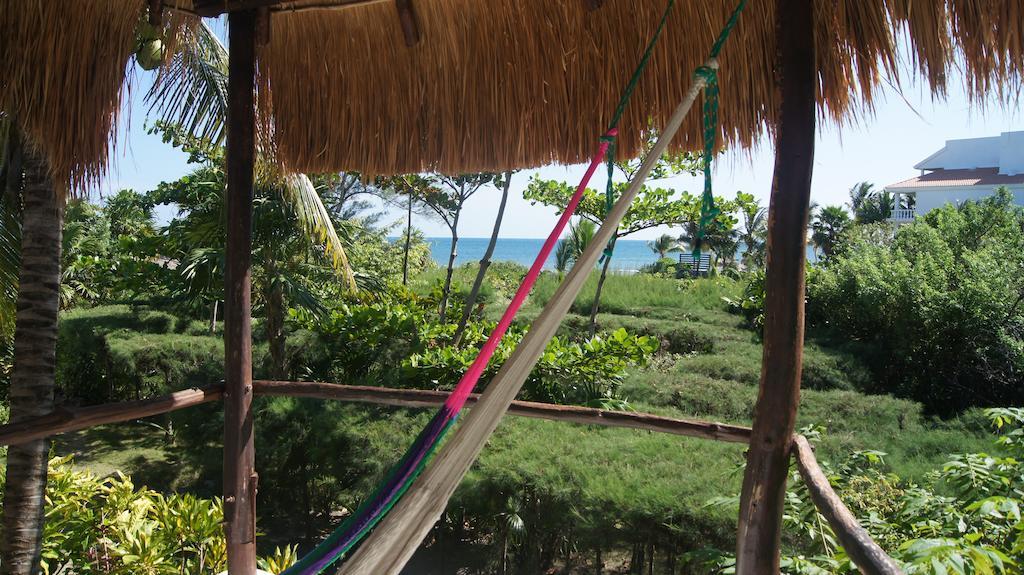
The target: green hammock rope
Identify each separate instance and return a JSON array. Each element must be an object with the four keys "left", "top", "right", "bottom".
[
  {"left": 599, "top": 0, "right": 747, "bottom": 271},
  {"left": 691, "top": 0, "right": 746, "bottom": 269}
]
